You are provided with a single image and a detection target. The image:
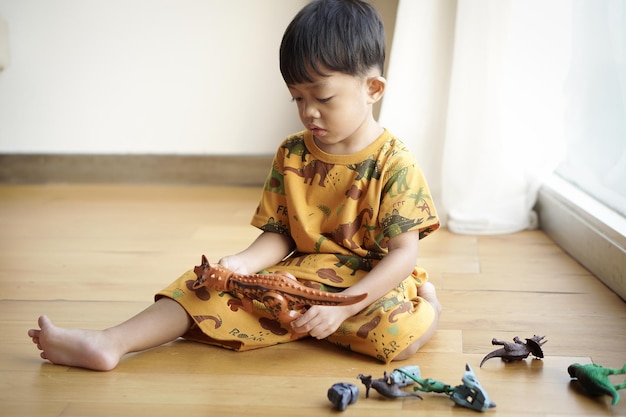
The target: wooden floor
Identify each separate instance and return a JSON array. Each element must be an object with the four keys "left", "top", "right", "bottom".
[{"left": 1, "top": 184, "right": 625, "bottom": 417}]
